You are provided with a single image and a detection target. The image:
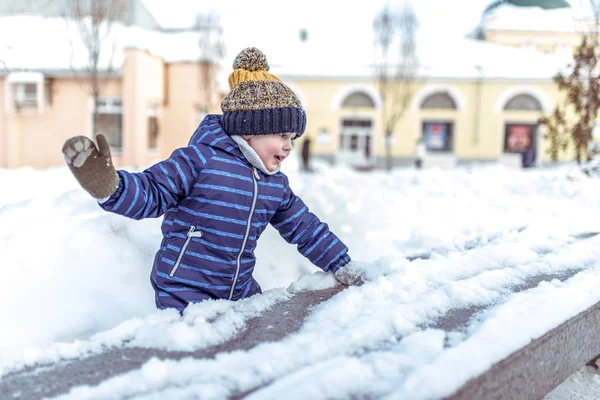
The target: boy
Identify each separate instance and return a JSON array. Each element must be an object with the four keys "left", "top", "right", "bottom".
[{"left": 62, "top": 47, "right": 364, "bottom": 311}]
